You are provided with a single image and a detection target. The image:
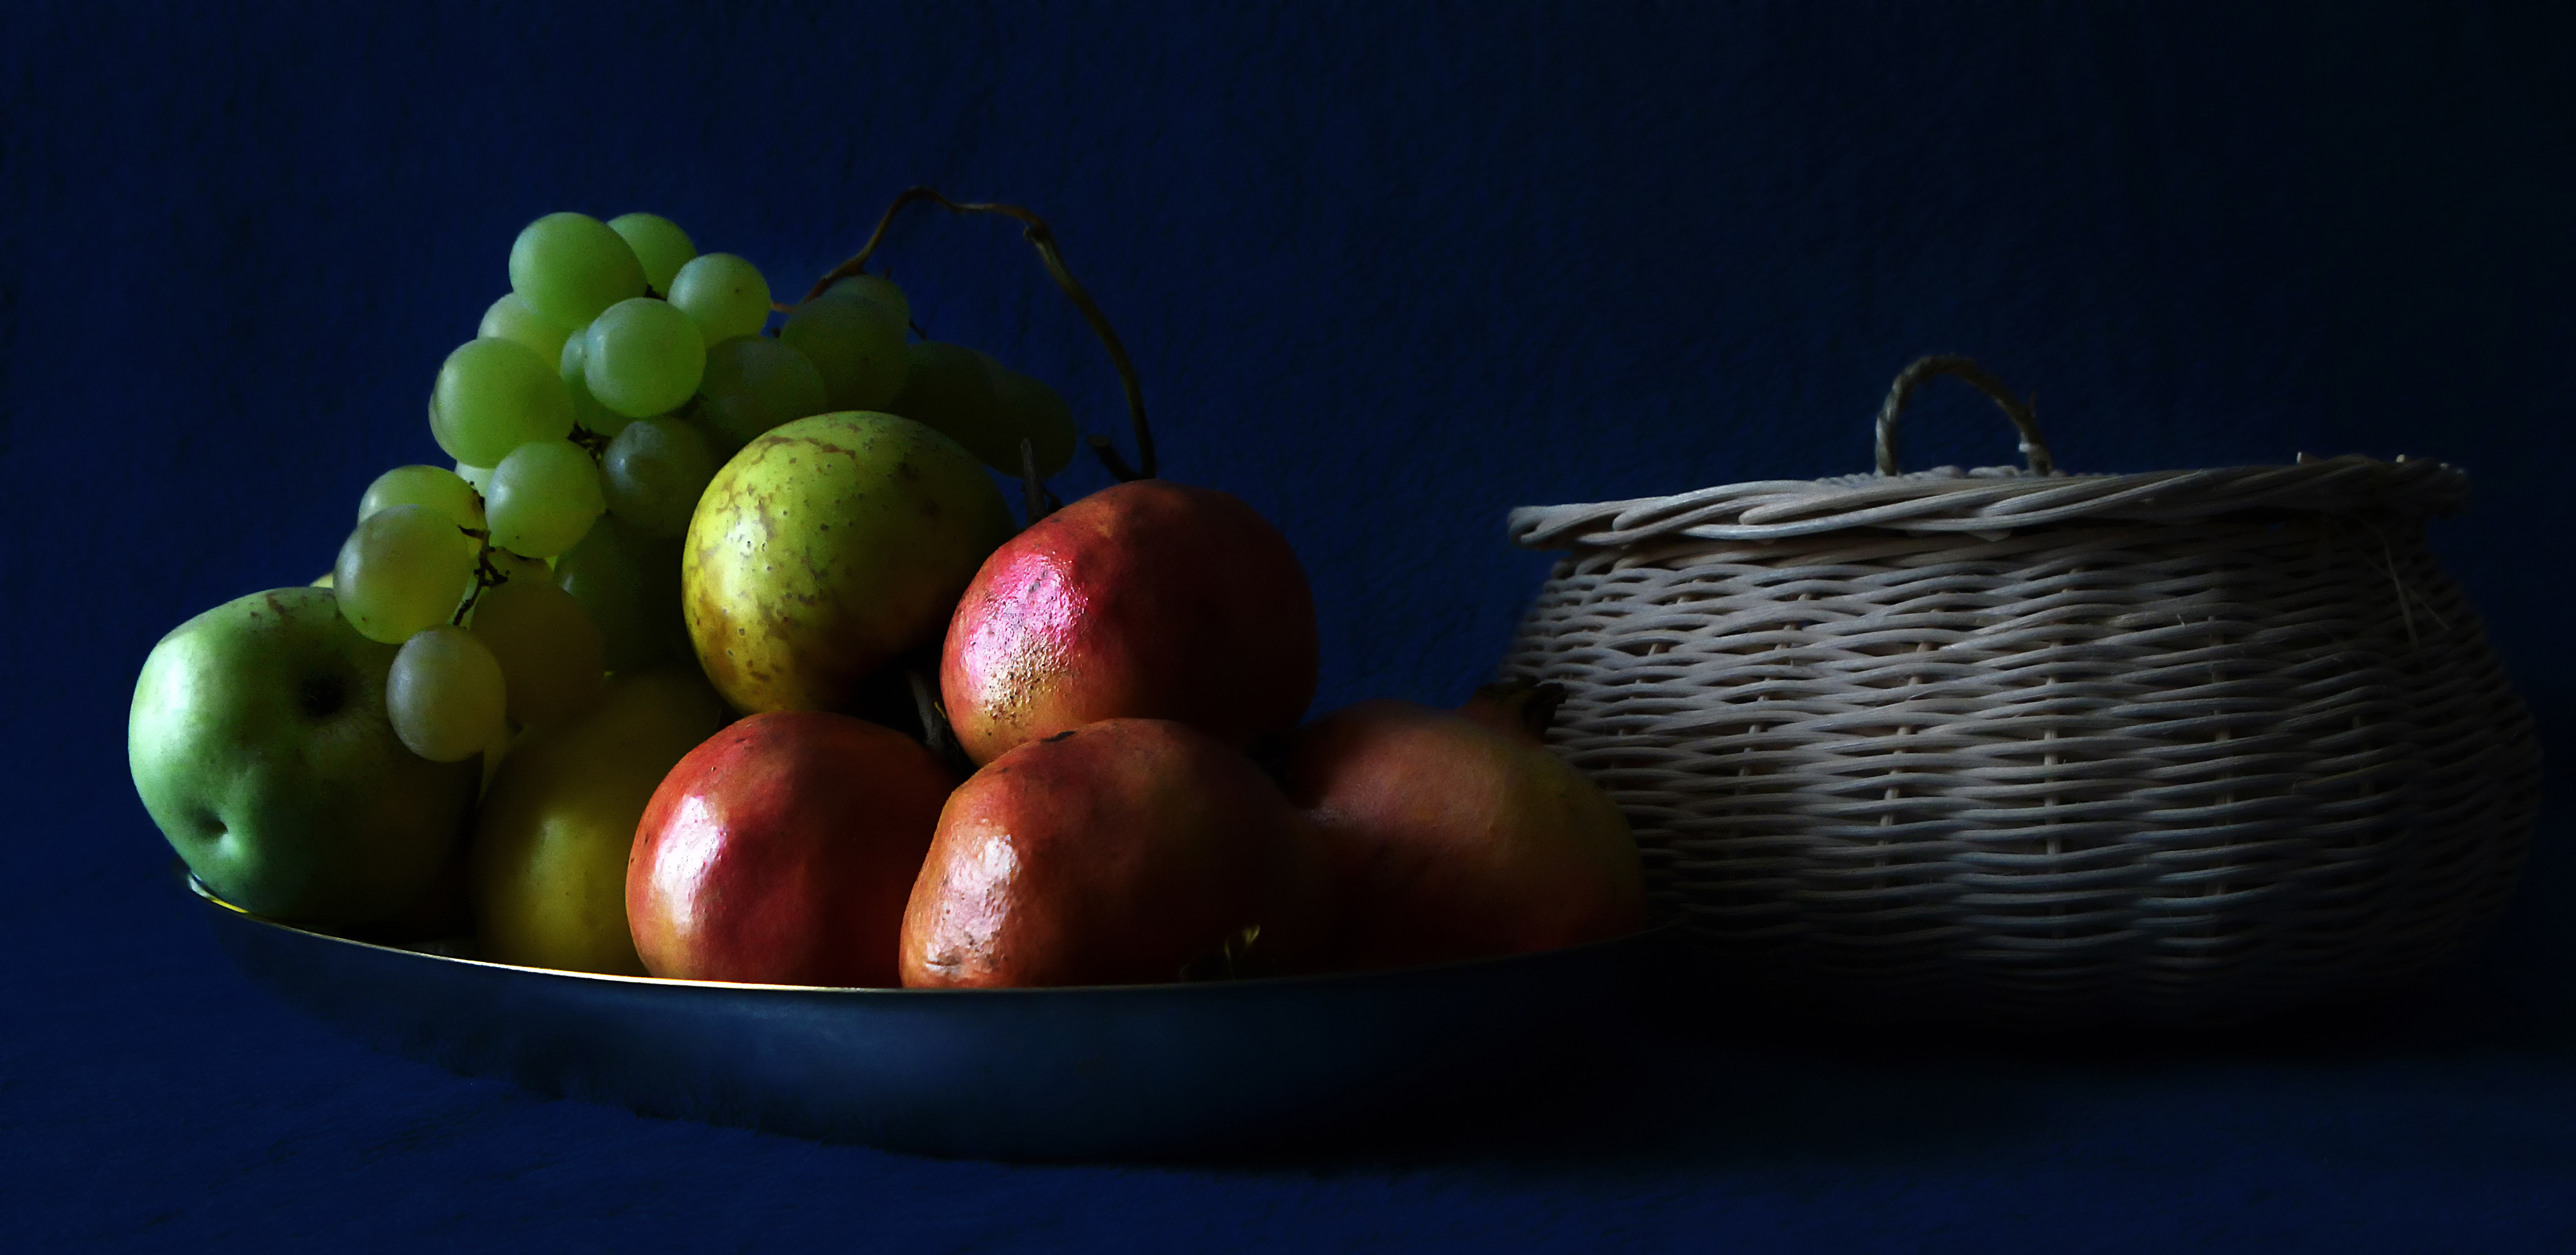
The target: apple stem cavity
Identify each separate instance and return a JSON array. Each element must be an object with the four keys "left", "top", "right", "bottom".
[
  {"left": 802, "top": 186, "right": 1157, "bottom": 484},
  {"left": 299, "top": 673, "right": 347, "bottom": 720}
]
